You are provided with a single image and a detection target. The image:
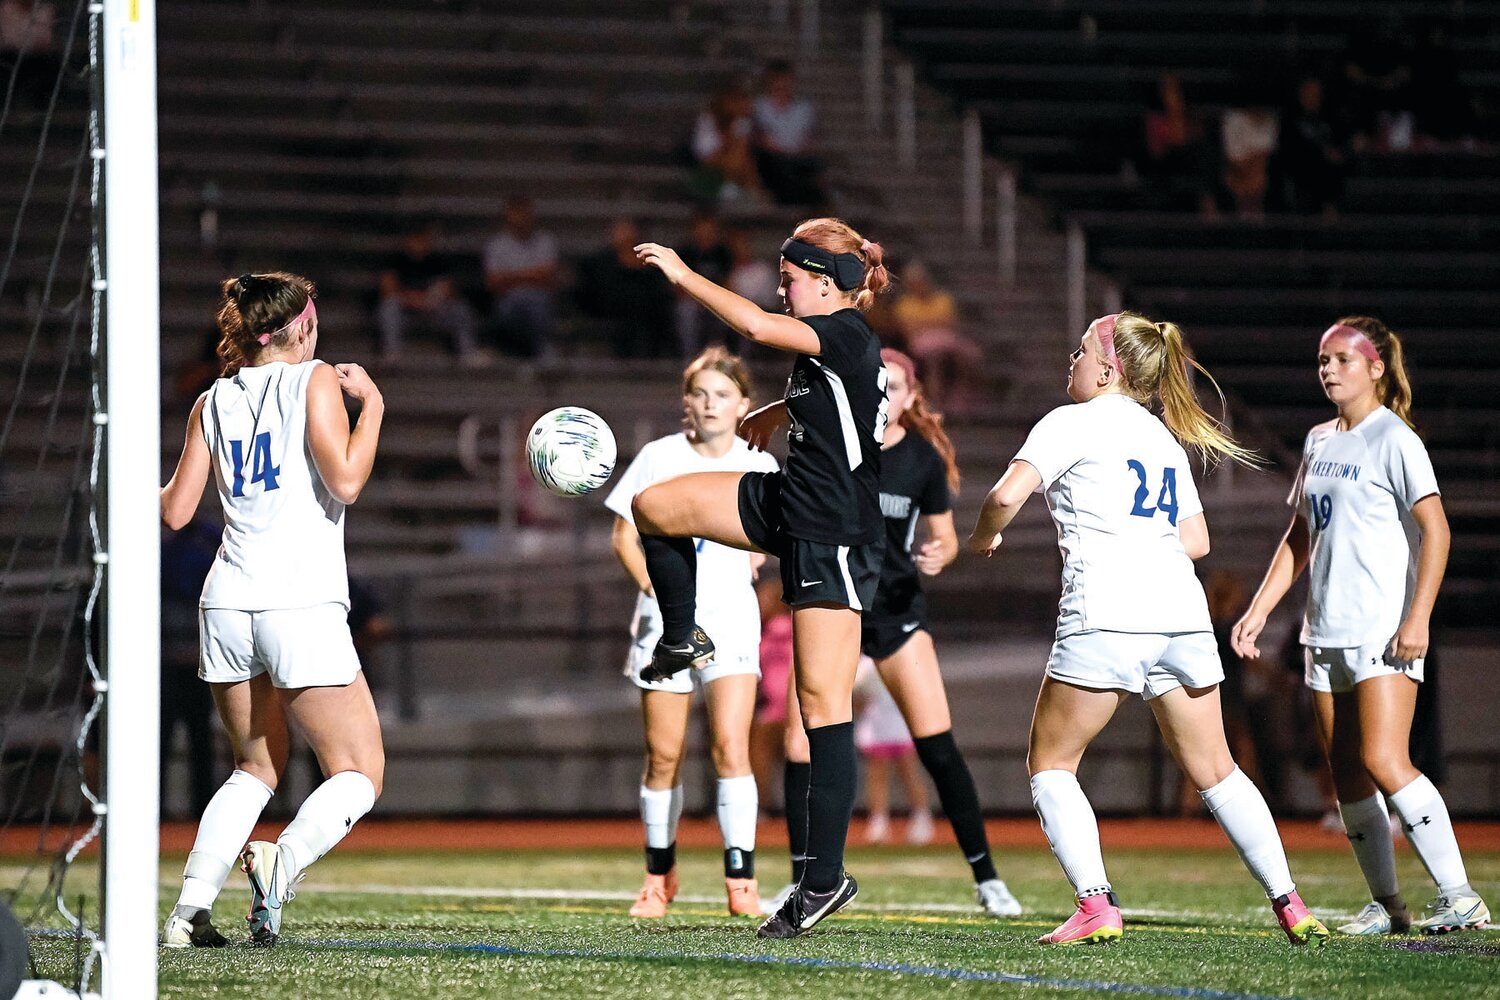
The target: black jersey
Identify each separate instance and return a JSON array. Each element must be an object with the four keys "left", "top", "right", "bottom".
[
  {"left": 780, "top": 309, "right": 886, "bottom": 546},
  {"left": 869, "top": 431, "right": 951, "bottom": 619}
]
